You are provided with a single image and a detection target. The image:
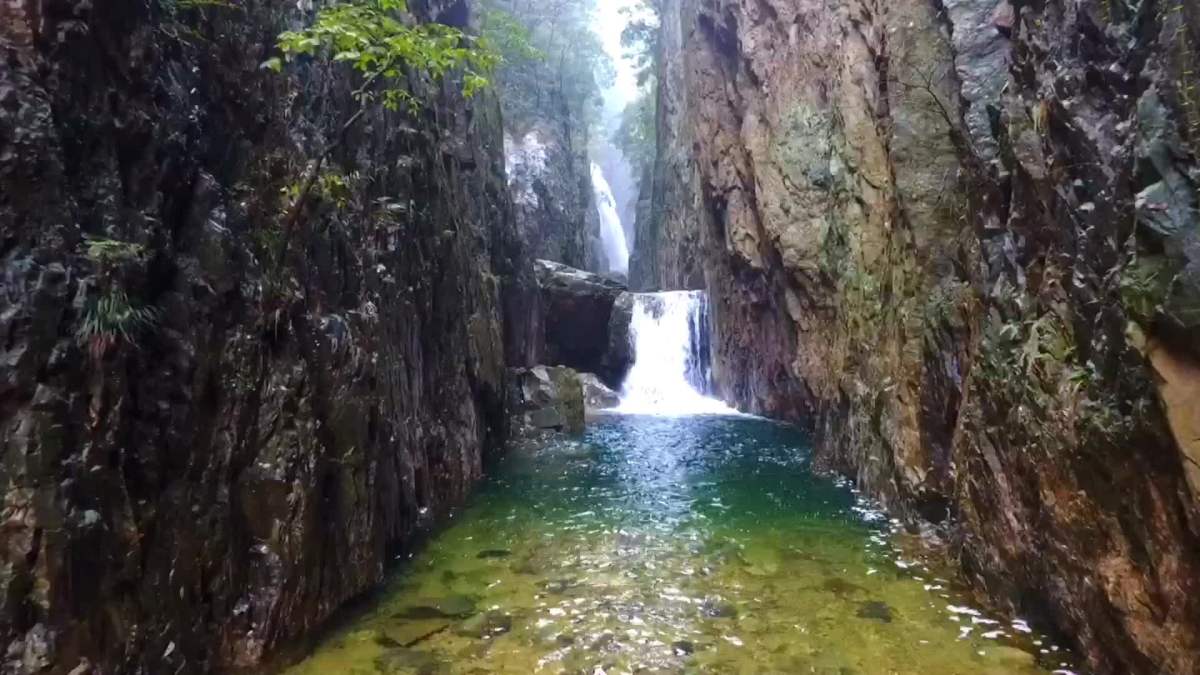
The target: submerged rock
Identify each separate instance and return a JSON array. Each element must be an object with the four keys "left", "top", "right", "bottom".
[
  {"left": 509, "top": 554, "right": 540, "bottom": 576},
  {"left": 373, "top": 648, "right": 447, "bottom": 675},
  {"left": 395, "top": 595, "right": 478, "bottom": 620},
  {"left": 539, "top": 578, "right": 576, "bottom": 595},
  {"left": 672, "top": 640, "right": 696, "bottom": 655},
  {"left": 820, "top": 578, "right": 867, "bottom": 599},
  {"left": 701, "top": 596, "right": 738, "bottom": 619},
  {"left": 374, "top": 622, "right": 450, "bottom": 650},
  {"left": 453, "top": 610, "right": 514, "bottom": 639},
  {"left": 739, "top": 544, "right": 783, "bottom": 576},
  {"left": 589, "top": 632, "right": 617, "bottom": 651},
  {"left": 855, "top": 601, "right": 894, "bottom": 623}
]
